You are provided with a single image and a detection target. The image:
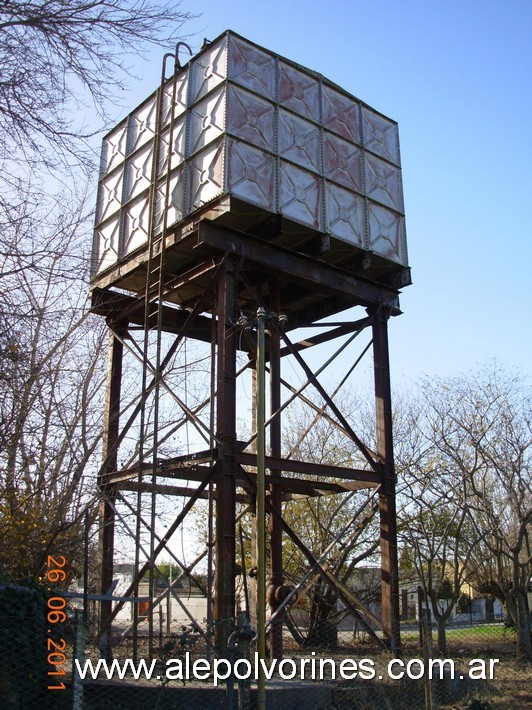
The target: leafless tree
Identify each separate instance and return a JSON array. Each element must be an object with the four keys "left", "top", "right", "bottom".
[
  {"left": 400, "top": 367, "right": 531, "bottom": 663},
  {"left": 446, "top": 368, "right": 531, "bottom": 664},
  {"left": 0, "top": 0, "right": 195, "bottom": 173},
  {"left": 280, "top": 396, "right": 381, "bottom": 649},
  {"left": 0, "top": 191, "right": 107, "bottom": 584},
  {"left": 0, "top": 1, "right": 198, "bottom": 586},
  {"left": 399, "top": 454, "right": 478, "bottom": 655}
]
